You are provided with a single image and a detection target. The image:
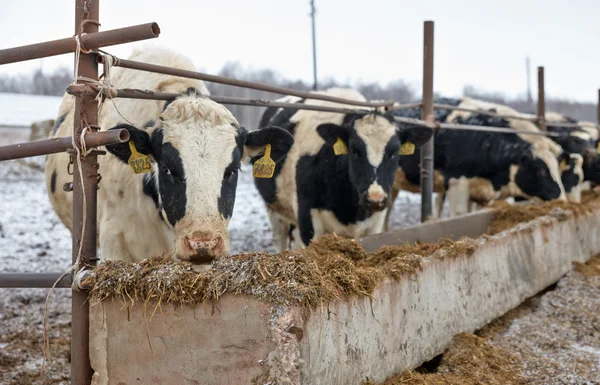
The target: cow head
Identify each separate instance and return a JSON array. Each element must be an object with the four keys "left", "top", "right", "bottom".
[
  {"left": 106, "top": 95, "right": 293, "bottom": 263},
  {"left": 317, "top": 113, "right": 433, "bottom": 212},
  {"left": 558, "top": 153, "right": 584, "bottom": 202},
  {"left": 513, "top": 147, "right": 566, "bottom": 201}
]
